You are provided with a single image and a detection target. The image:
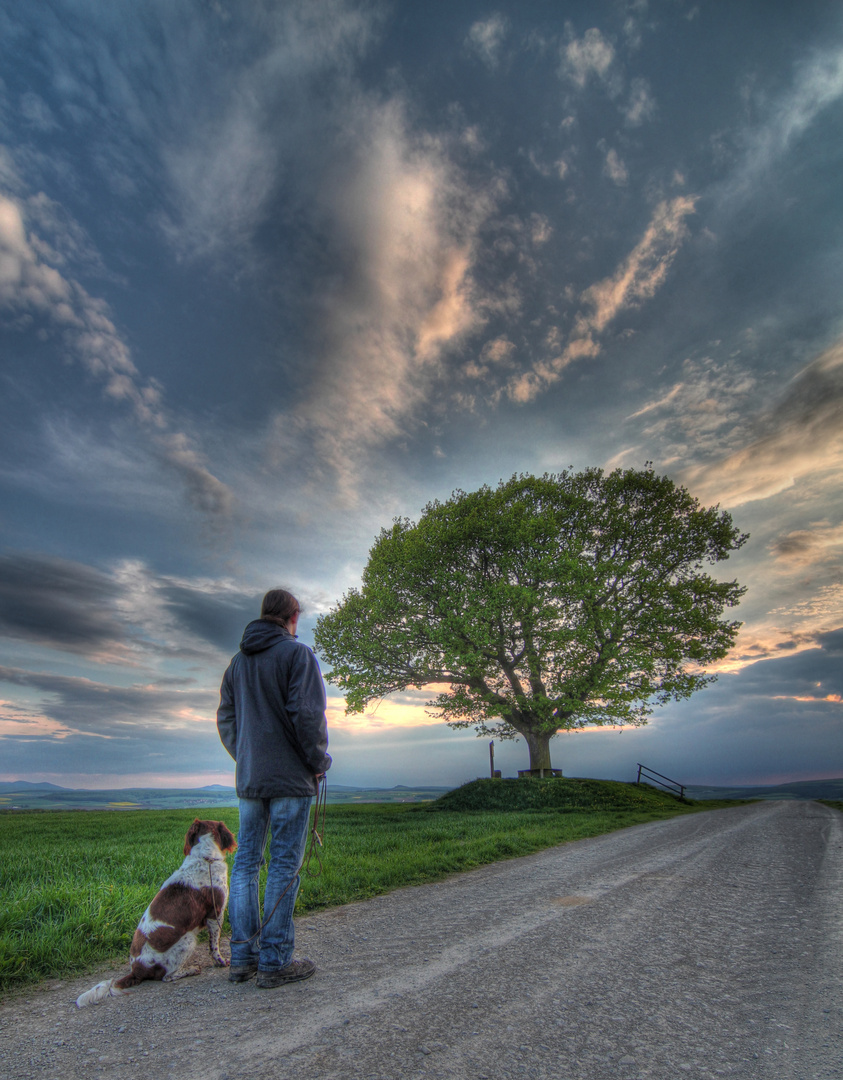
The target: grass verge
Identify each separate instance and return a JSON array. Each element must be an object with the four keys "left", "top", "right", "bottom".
[{"left": 1, "top": 783, "right": 743, "bottom": 993}]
